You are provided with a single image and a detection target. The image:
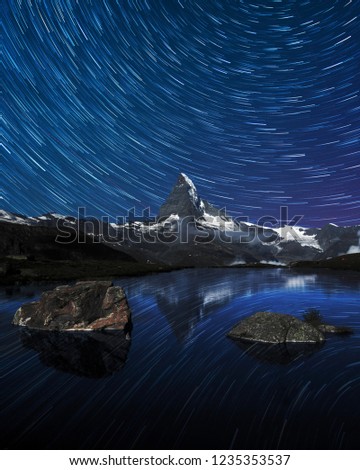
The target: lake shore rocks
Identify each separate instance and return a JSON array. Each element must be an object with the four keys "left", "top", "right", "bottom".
[{"left": 12, "top": 280, "right": 131, "bottom": 331}]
